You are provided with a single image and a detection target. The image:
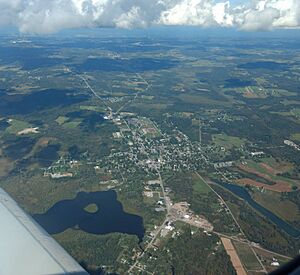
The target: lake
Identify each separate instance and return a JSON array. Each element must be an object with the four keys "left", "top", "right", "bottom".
[
  {"left": 215, "top": 181, "right": 300, "bottom": 238},
  {"left": 34, "top": 190, "right": 145, "bottom": 242}
]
